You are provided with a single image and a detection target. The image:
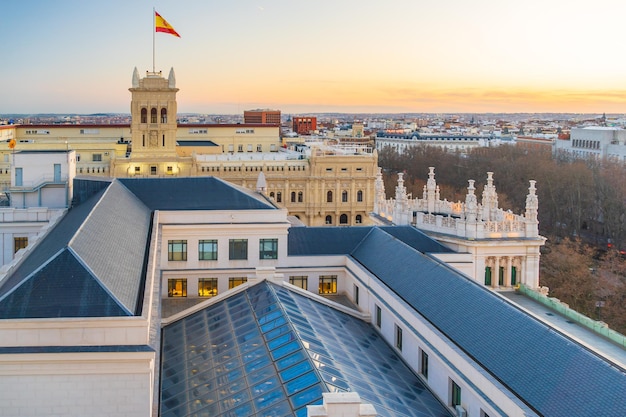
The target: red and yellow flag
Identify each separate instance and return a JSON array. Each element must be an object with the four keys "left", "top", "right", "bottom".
[{"left": 155, "top": 11, "right": 180, "bottom": 38}]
